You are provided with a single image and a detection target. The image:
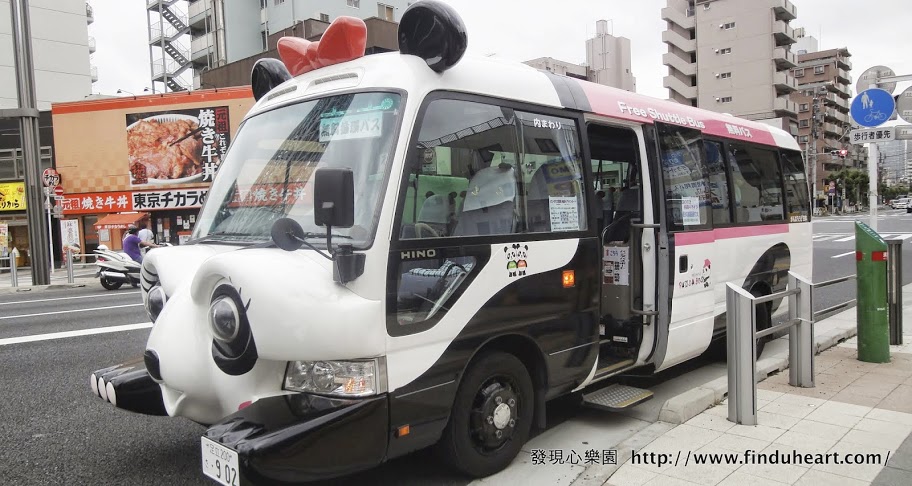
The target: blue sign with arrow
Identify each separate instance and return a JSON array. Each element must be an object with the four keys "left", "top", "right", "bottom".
[{"left": 851, "top": 88, "right": 895, "bottom": 127}]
